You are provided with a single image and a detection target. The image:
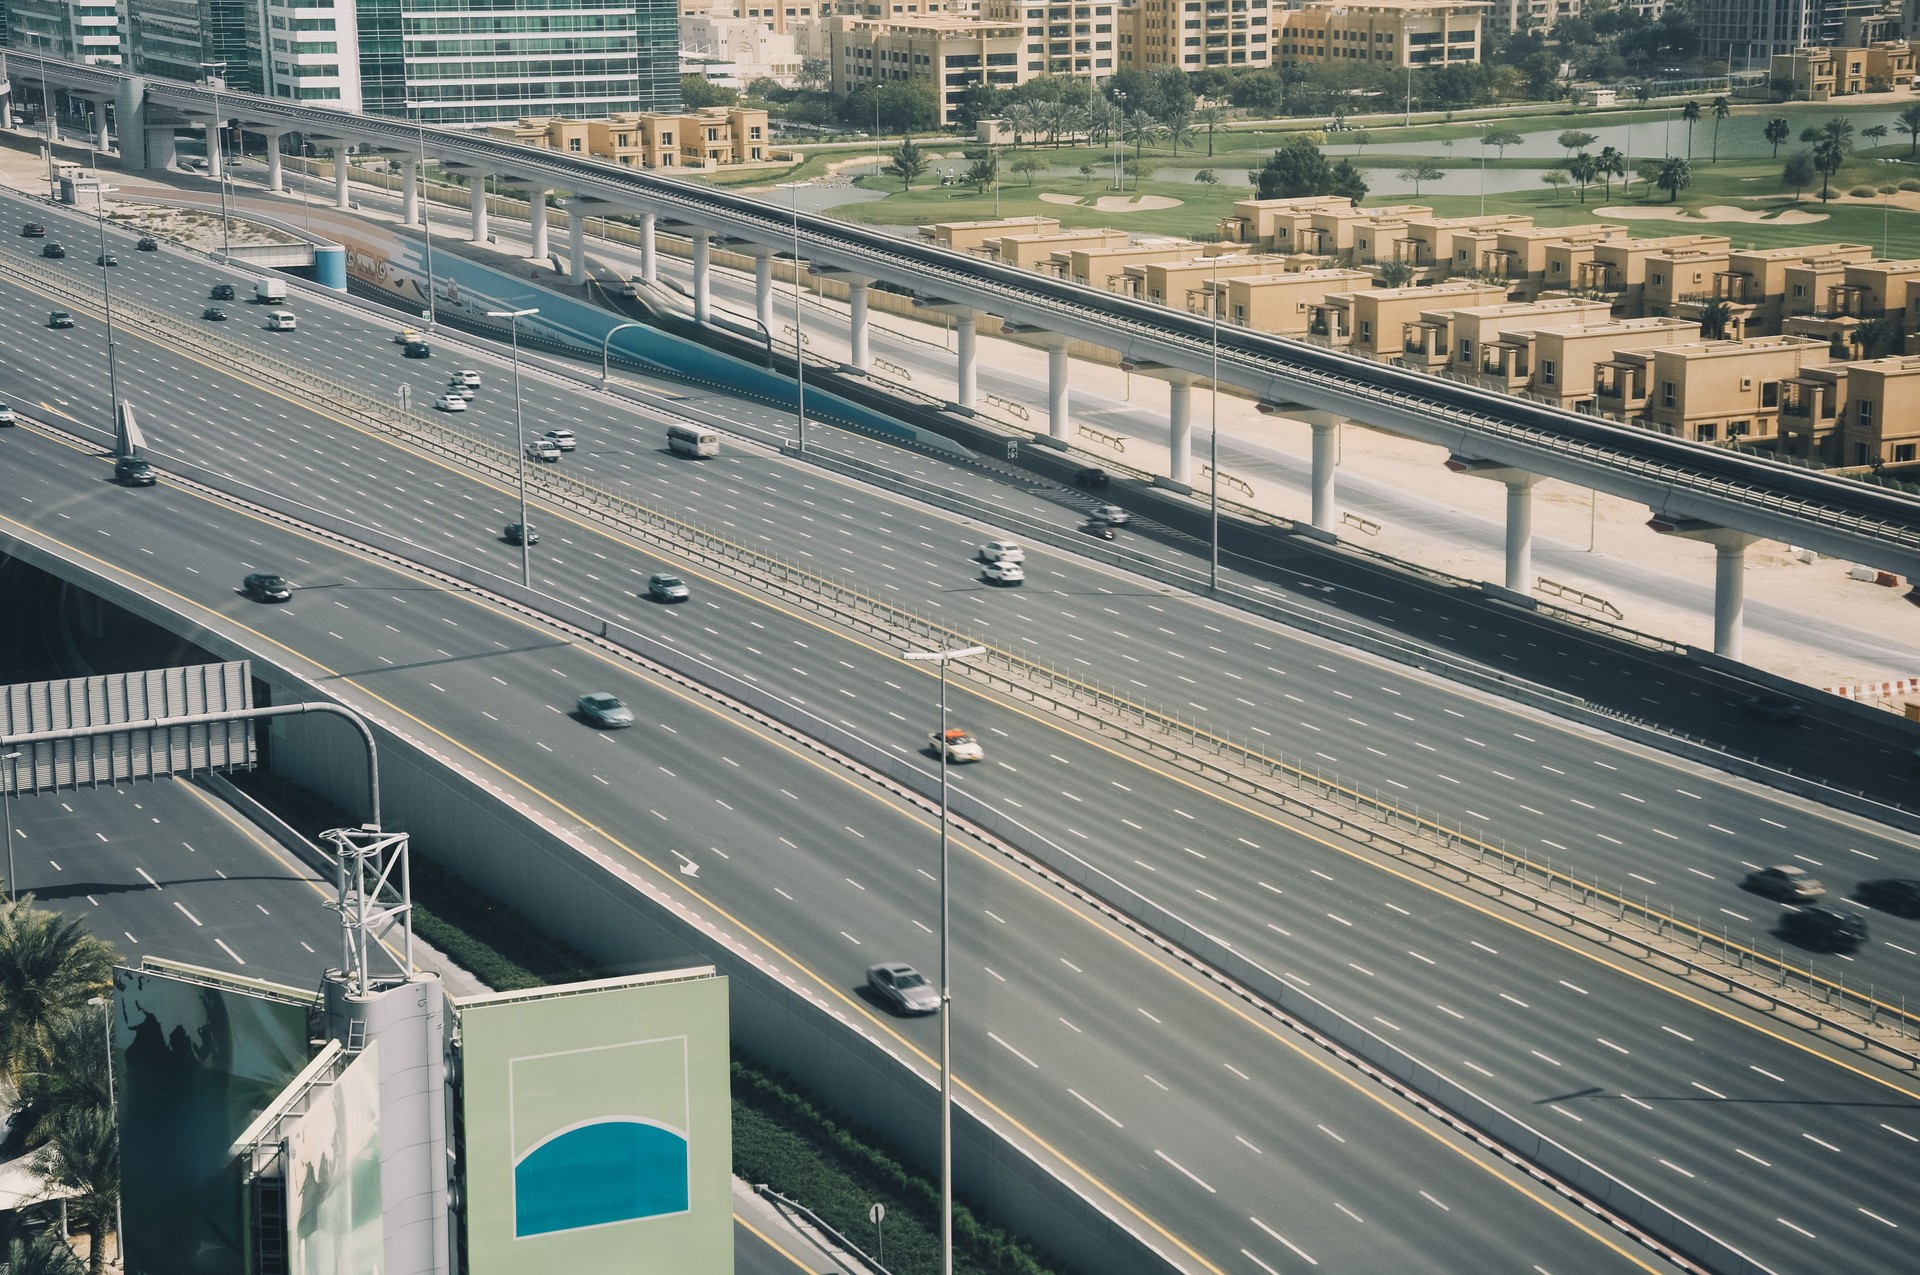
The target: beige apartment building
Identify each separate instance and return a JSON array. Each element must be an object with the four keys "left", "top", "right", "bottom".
[
  {"left": 1780, "top": 356, "right": 1920, "bottom": 468},
  {"left": 493, "top": 107, "right": 772, "bottom": 168},
  {"left": 1311, "top": 281, "right": 1506, "bottom": 356},
  {"left": 1769, "top": 41, "right": 1916, "bottom": 99},
  {"left": 1479, "top": 224, "right": 1626, "bottom": 300},
  {"left": 1271, "top": 0, "right": 1486, "bottom": 69},
  {"left": 1652, "top": 243, "right": 1875, "bottom": 337},
  {"left": 1594, "top": 335, "right": 1830, "bottom": 445},
  {"left": 1222, "top": 268, "right": 1374, "bottom": 333},
  {"left": 1120, "top": 0, "right": 1274, "bottom": 73},
  {"left": 1531, "top": 317, "right": 1701, "bottom": 413},
  {"left": 828, "top": 10, "right": 1027, "bottom": 123},
  {"left": 1435, "top": 297, "right": 1617, "bottom": 387},
  {"left": 995, "top": 227, "right": 1132, "bottom": 270},
  {"left": 982, "top": 0, "right": 1121, "bottom": 76},
  {"left": 1055, "top": 238, "right": 1208, "bottom": 289},
  {"left": 1123, "top": 253, "right": 1295, "bottom": 306},
  {"left": 1781, "top": 257, "right": 1920, "bottom": 356},
  {"left": 929, "top": 215, "right": 1062, "bottom": 254},
  {"left": 1573, "top": 234, "right": 1732, "bottom": 314},
  {"left": 1394, "top": 212, "right": 1534, "bottom": 277}
]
